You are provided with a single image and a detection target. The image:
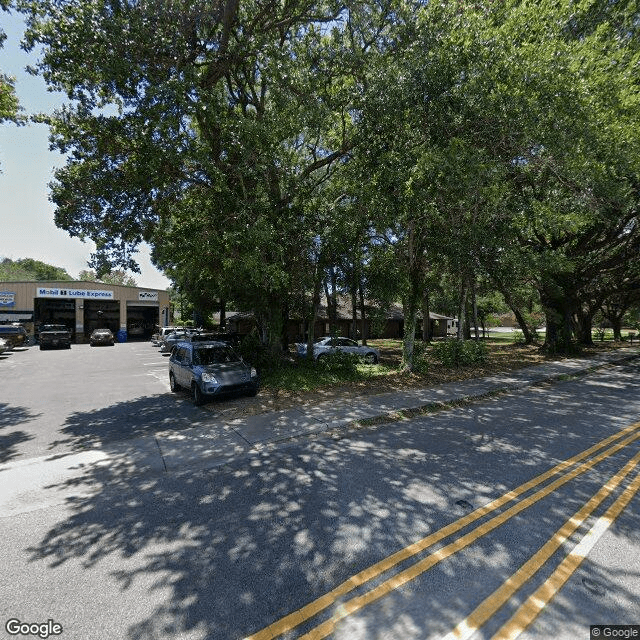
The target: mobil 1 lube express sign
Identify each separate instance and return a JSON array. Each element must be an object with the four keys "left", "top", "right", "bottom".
[{"left": 36, "top": 287, "right": 114, "bottom": 299}]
